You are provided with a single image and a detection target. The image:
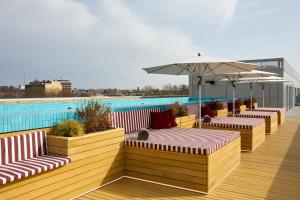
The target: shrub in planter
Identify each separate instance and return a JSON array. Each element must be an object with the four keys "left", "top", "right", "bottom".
[
  {"left": 227, "top": 100, "right": 244, "bottom": 112},
  {"left": 76, "top": 100, "right": 112, "bottom": 134},
  {"left": 235, "top": 99, "right": 244, "bottom": 107},
  {"left": 50, "top": 120, "right": 84, "bottom": 137},
  {"left": 171, "top": 102, "right": 188, "bottom": 117},
  {"left": 207, "top": 101, "right": 225, "bottom": 110},
  {"left": 244, "top": 98, "right": 257, "bottom": 109}
]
